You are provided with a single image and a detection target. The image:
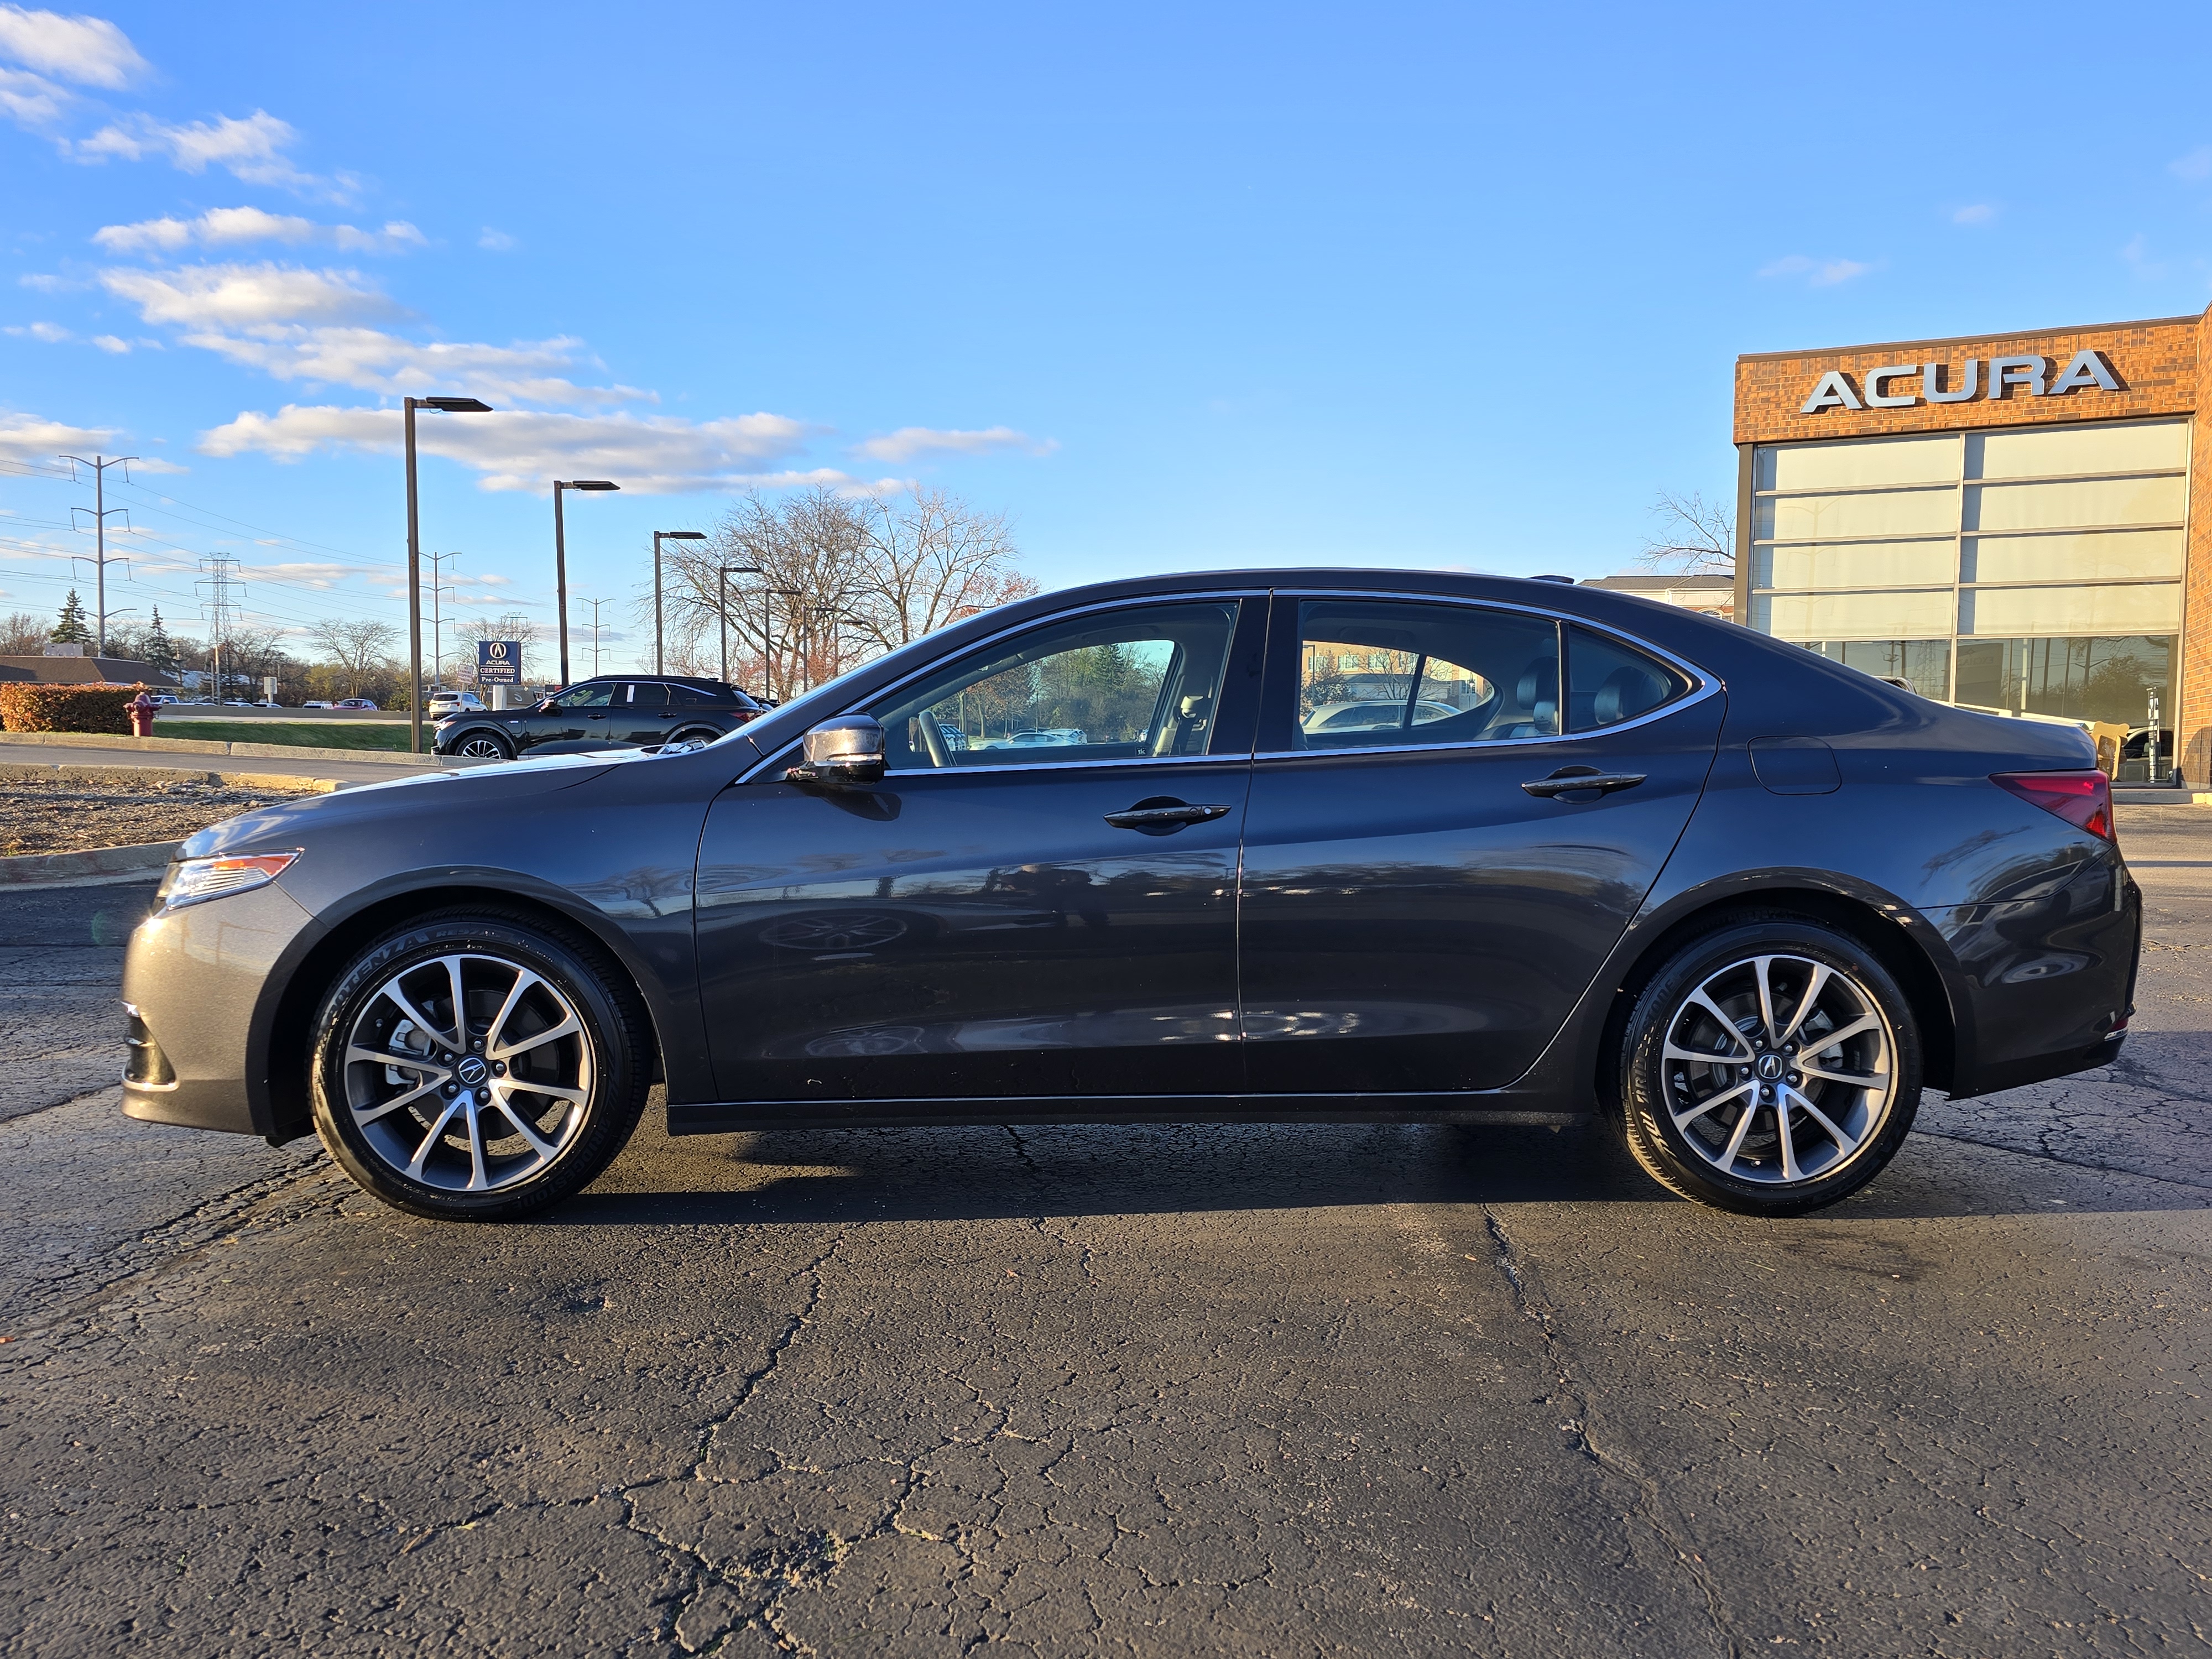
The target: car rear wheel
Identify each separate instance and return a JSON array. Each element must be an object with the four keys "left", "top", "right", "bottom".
[
  {"left": 309, "top": 911, "right": 650, "bottom": 1221},
  {"left": 453, "top": 730, "right": 514, "bottom": 760},
  {"left": 1618, "top": 918, "right": 1921, "bottom": 1216}
]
